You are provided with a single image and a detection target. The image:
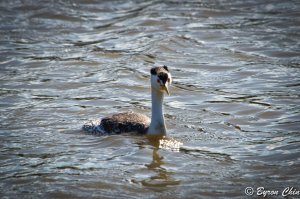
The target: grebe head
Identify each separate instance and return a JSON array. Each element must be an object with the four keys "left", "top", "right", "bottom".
[{"left": 150, "top": 66, "right": 172, "bottom": 95}]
